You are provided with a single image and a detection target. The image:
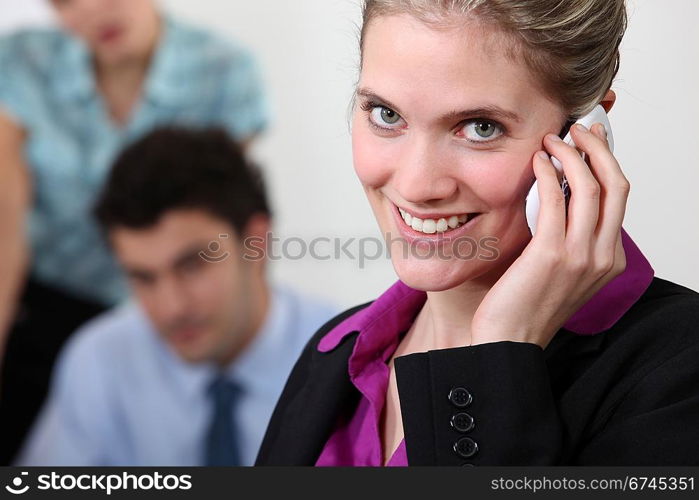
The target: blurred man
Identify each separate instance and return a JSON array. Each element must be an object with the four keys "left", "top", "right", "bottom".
[
  {"left": 15, "top": 127, "right": 337, "bottom": 465},
  {"left": 0, "top": 0, "right": 270, "bottom": 463}
]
